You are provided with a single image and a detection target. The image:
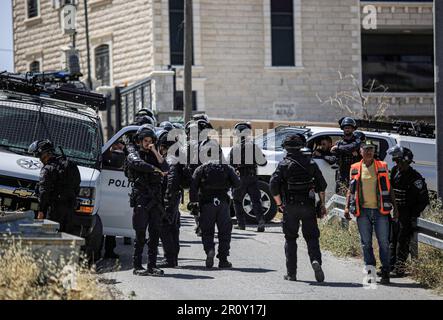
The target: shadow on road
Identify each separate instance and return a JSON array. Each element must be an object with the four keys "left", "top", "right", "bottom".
[
  {"left": 230, "top": 267, "right": 276, "bottom": 273},
  {"left": 298, "top": 280, "right": 363, "bottom": 288},
  {"left": 162, "top": 273, "right": 214, "bottom": 280}
]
